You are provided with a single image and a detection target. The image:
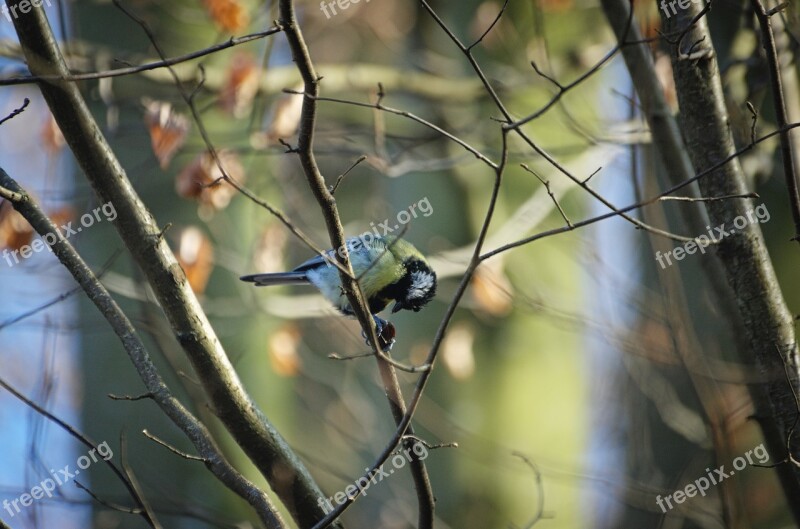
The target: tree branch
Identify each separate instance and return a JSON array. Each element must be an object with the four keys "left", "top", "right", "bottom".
[
  {"left": 660, "top": 1, "right": 800, "bottom": 522},
  {"left": 0, "top": 169, "right": 285, "bottom": 528},
  {"left": 752, "top": 0, "right": 800, "bottom": 241},
  {"left": 278, "top": 1, "right": 435, "bottom": 526},
  {"left": 6, "top": 2, "right": 331, "bottom": 526}
]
